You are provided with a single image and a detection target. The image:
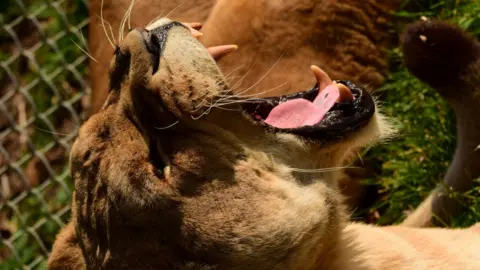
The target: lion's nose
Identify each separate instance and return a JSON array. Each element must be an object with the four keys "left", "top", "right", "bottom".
[
  {"left": 141, "top": 21, "right": 186, "bottom": 57},
  {"left": 146, "top": 18, "right": 174, "bottom": 31}
]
